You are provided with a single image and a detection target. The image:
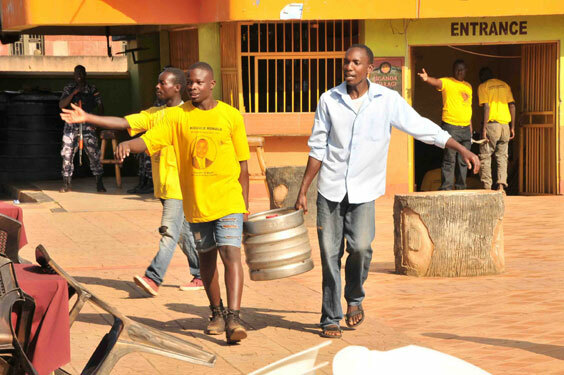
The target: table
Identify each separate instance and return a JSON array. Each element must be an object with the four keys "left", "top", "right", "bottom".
[
  {"left": 0, "top": 202, "right": 28, "bottom": 249},
  {"left": 13, "top": 264, "right": 71, "bottom": 375}
]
